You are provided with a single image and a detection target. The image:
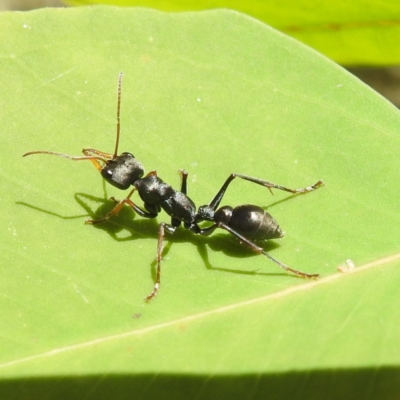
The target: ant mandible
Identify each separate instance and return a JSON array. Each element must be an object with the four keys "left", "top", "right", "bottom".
[{"left": 23, "top": 73, "right": 323, "bottom": 301}]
